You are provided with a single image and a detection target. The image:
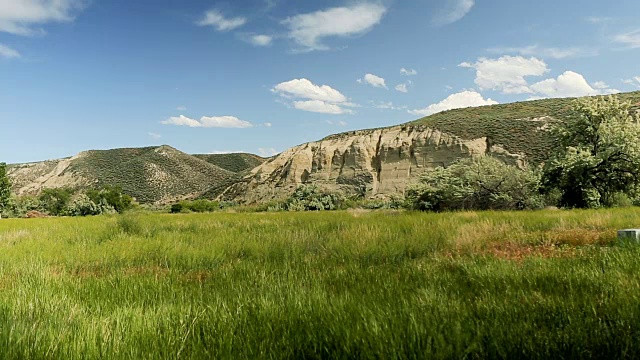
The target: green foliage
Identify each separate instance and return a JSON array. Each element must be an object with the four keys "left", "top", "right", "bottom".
[
  {"left": 170, "top": 199, "right": 221, "bottom": 213},
  {"left": 193, "top": 153, "right": 266, "bottom": 173},
  {"left": 38, "top": 188, "right": 73, "bottom": 216},
  {"left": 543, "top": 96, "right": 640, "bottom": 208},
  {"left": 68, "top": 146, "right": 235, "bottom": 203},
  {"left": 87, "top": 186, "right": 134, "bottom": 214},
  {"left": 0, "top": 163, "right": 10, "bottom": 215},
  {"left": 406, "top": 157, "right": 543, "bottom": 211},
  {"left": 285, "top": 184, "right": 345, "bottom": 211},
  {"left": 66, "top": 194, "right": 103, "bottom": 217},
  {"left": 401, "top": 91, "right": 640, "bottom": 166}
]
